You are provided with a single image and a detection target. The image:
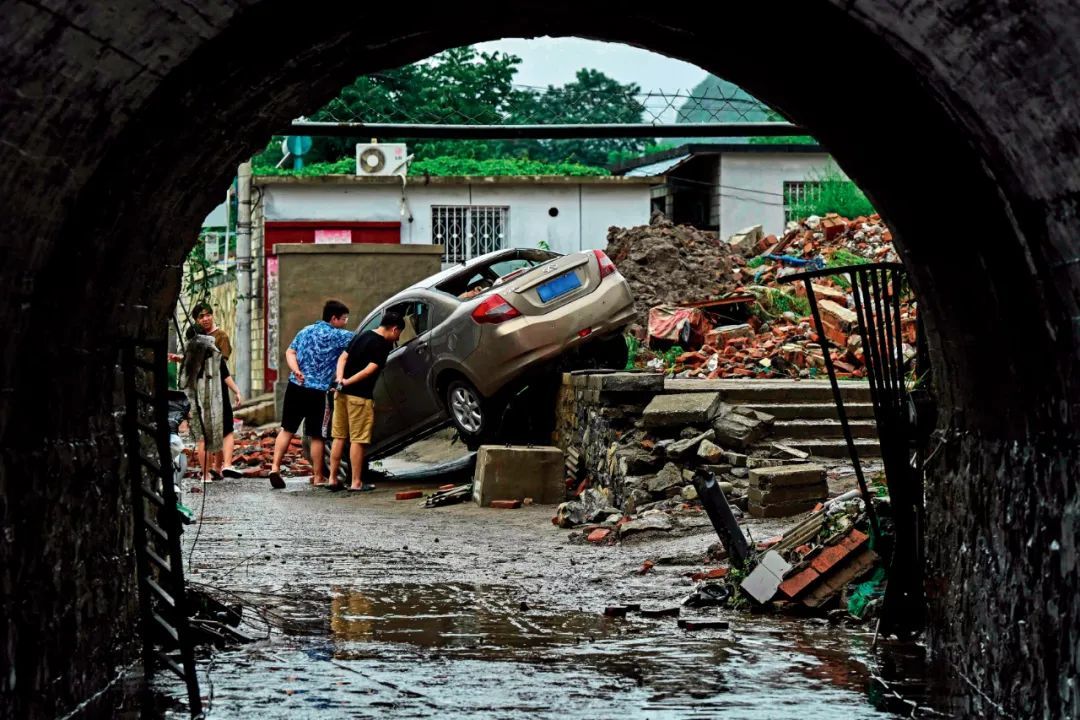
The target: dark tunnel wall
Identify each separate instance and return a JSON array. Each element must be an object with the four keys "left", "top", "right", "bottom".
[{"left": 1, "top": 1, "right": 1079, "bottom": 716}]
